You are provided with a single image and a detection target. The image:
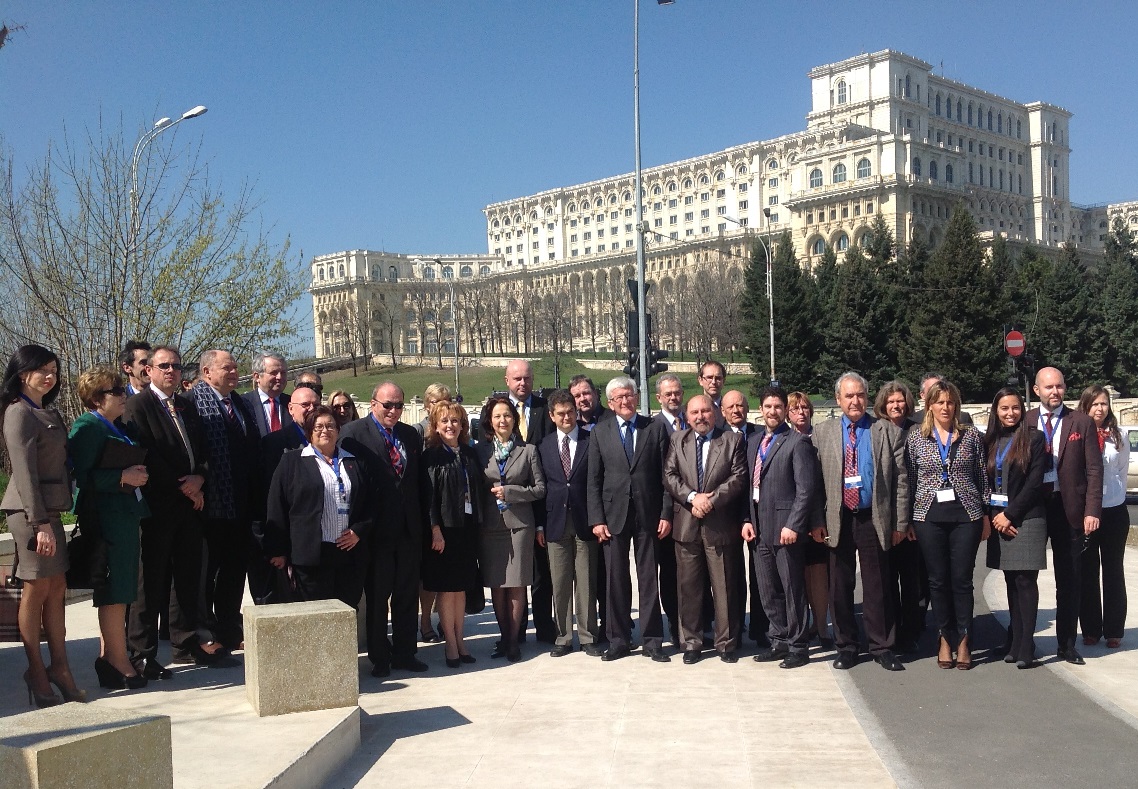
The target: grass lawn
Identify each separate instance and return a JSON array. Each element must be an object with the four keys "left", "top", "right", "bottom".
[{"left": 318, "top": 355, "right": 758, "bottom": 406}]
